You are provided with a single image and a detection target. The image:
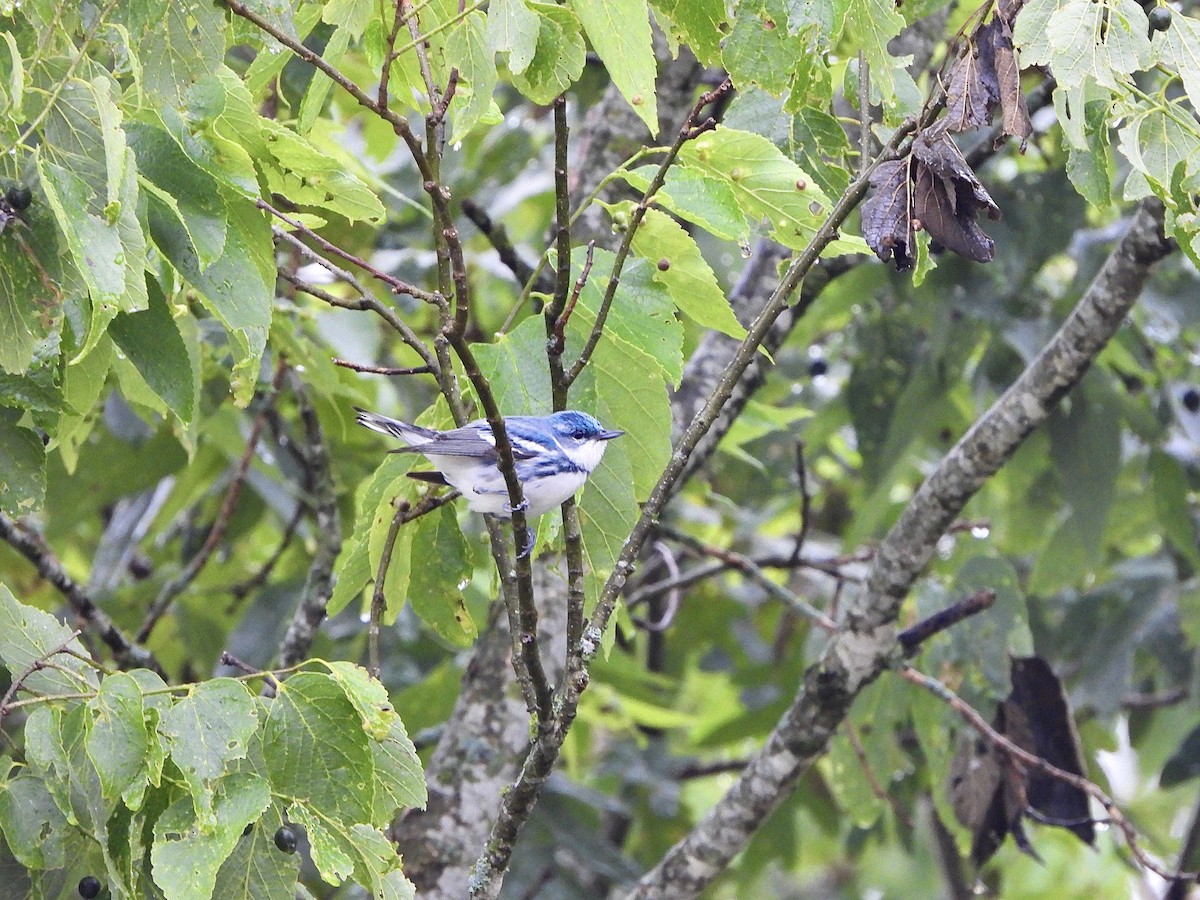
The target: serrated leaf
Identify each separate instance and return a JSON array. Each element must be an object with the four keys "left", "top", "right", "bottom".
[
  {"left": 0, "top": 584, "right": 98, "bottom": 696},
  {"left": 212, "top": 803, "right": 300, "bottom": 900},
  {"left": 259, "top": 119, "right": 386, "bottom": 224},
  {"left": 299, "top": 26, "right": 351, "bottom": 134},
  {"left": 140, "top": 0, "right": 225, "bottom": 104},
  {"left": 0, "top": 418, "right": 45, "bottom": 515},
  {"left": 151, "top": 773, "right": 271, "bottom": 900},
  {"left": 371, "top": 718, "right": 427, "bottom": 819},
  {"left": 839, "top": 0, "right": 910, "bottom": 108},
  {"left": 128, "top": 122, "right": 228, "bottom": 267},
  {"left": 627, "top": 206, "right": 746, "bottom": 338},
  {"left": 109, "top": 278, "right": 196, "bottom": 423},
  {"left": 574, "top": 0, "right": 656, "bottom": 131},
  {"left": 262, "top": 673, "right": 374, "bottom": 823},
  {"left": 85, "top": 672, "right": 149, "bottom": 800},
  {"left": 323, "top": 661, "right": 397, "bottom": 740},
  {"left": 0, "top": 773, "right": 72, "bottom": 870},
  {"left": 623, "top": 164, "right": 751, "bottom": 242},
  {"left": 677, "top": 126, "right": 845, "bottom": 254},
  {"left": 489, "top": 0, "right": 540, "bottom": 73},
  {"left": 509, "top": 2, "right": 585, "bottom": 104},
  {"left": 322, "top": 0, "right": 374, "bottom": 36},
  {"left": 649, "top": 0, "right": 727, "bottom": 65},
  {"left": 160, "top": 679, "right": 259, "bottom": 821},
  {"left": 473, "top": 316, "right": 553, "bottom": 415},
  {"left": 572, "top": 247, "right": 683, "bottom": 386},
  {"left": 146, "top": 195, "right": 273, "bottom": 404},
  {"left": 367, "top": 488, "right": 414, "bottom": 627},
  {"left": 448, "top": 11, "right": 498, "bottom": 142},
  {"left": 1163, "top": 14, "right": 1200, "bottom": 112},
  {"left": 409, "top": 505, "right": 476, "bottom": 646},
  {"left": 1043, "top": 0, "right": 1151, "bottom": 90},
  {"left": 722, "top": 0, "right": 806, "bottom": 95}
]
